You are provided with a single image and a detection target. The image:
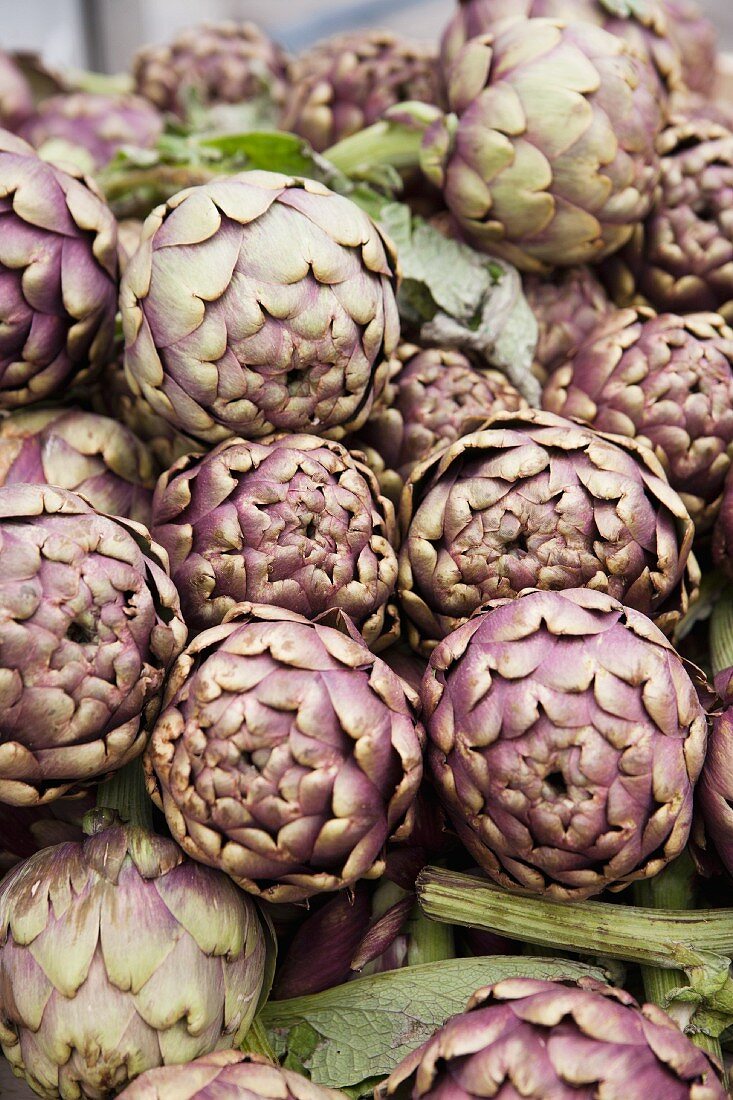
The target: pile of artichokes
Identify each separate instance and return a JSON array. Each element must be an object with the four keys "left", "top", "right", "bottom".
[{"left": 1, "top": 3, "right": 733, "bottom": 1099}]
